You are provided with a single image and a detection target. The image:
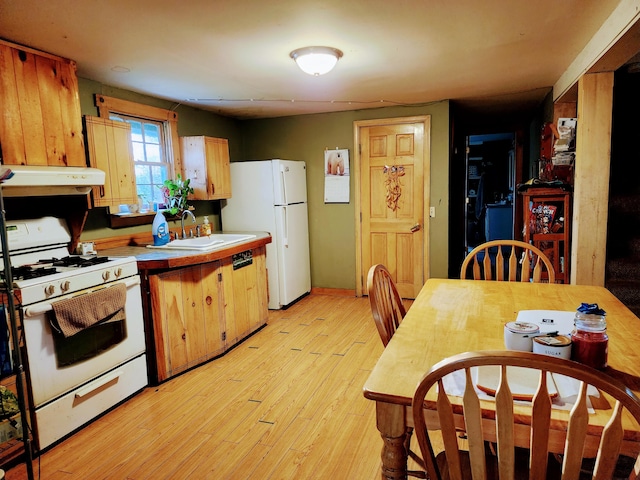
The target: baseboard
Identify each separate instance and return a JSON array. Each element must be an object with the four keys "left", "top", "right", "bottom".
[{"left": 310, "top": 287, "right": 356, "bottom": 297}]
